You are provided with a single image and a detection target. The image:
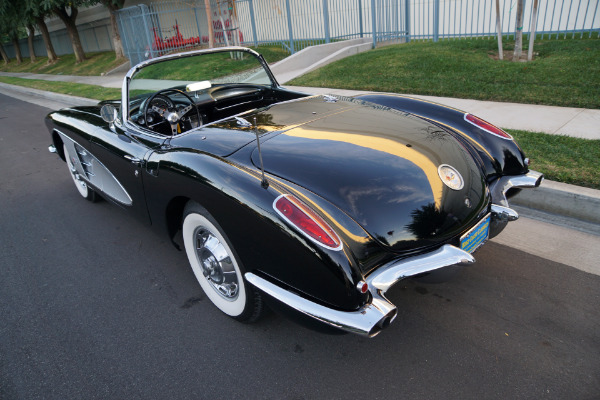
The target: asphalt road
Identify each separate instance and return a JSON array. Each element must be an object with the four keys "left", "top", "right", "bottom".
[{"left": 1, "top": 92, "right": 599, "bottom": 399}]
